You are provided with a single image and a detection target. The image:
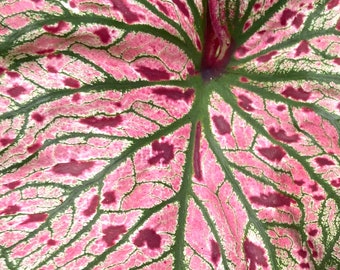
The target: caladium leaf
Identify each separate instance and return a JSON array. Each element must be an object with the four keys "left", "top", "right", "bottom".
[{"left": 0, "top": 0, "right": 339, "bottom": 269}]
